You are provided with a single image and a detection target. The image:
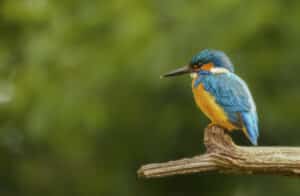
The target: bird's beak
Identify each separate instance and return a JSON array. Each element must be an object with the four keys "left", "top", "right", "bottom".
[{"left": 161, "top": 65, "right": 191, "bottom": 78}]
